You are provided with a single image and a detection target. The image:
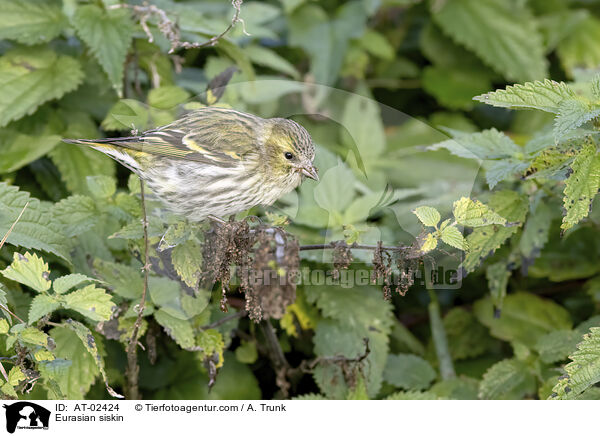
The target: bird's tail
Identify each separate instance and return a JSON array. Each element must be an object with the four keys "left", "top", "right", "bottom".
[{"left": 62, "top": 137, "right": 143, "bottom": 173}]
